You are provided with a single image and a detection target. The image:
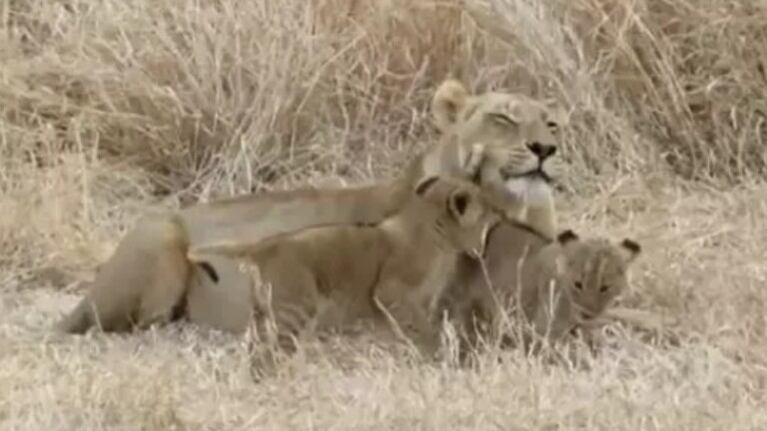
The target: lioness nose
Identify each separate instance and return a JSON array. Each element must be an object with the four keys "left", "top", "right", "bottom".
[
  {"left": 527, "top": 142, "right": 556, "bottom": 160},
  {"left": 580, "top": 311, "right": 593, "bottom": 321}
]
